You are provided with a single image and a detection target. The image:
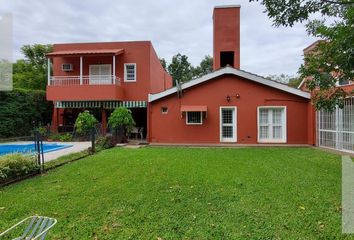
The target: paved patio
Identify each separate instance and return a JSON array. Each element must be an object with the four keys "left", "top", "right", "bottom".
[
  {"left": 0, "top": 141, "right": 91, "bottom": 162},
  {"left": 43, "top": 141, "right": 90, "bottom": 162}
]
